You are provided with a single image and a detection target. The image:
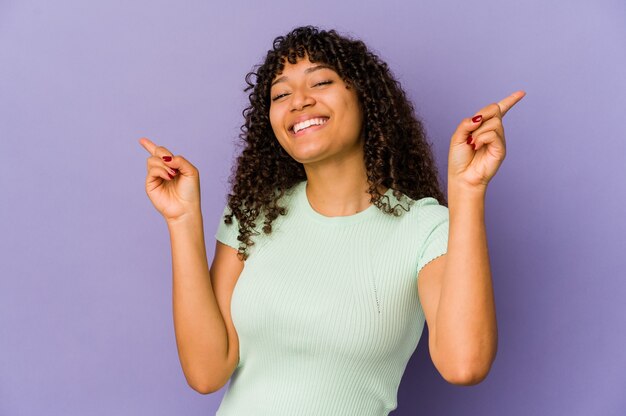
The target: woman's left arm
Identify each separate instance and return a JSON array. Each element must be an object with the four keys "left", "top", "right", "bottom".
[{"left": 421, "top": 91, "right": 526, "bottom": 385}]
